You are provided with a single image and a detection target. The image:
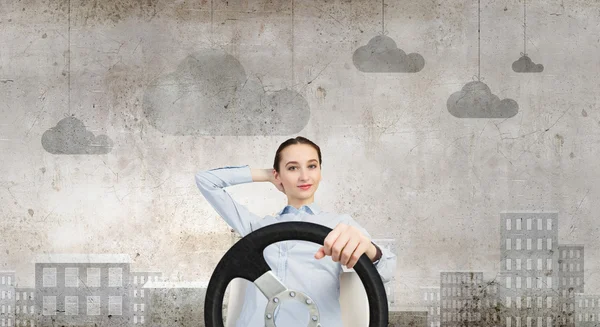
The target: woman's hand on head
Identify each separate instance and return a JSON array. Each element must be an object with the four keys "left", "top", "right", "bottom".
[{"left": 314, "top": 223, "right": 377, "bottom": 269}]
